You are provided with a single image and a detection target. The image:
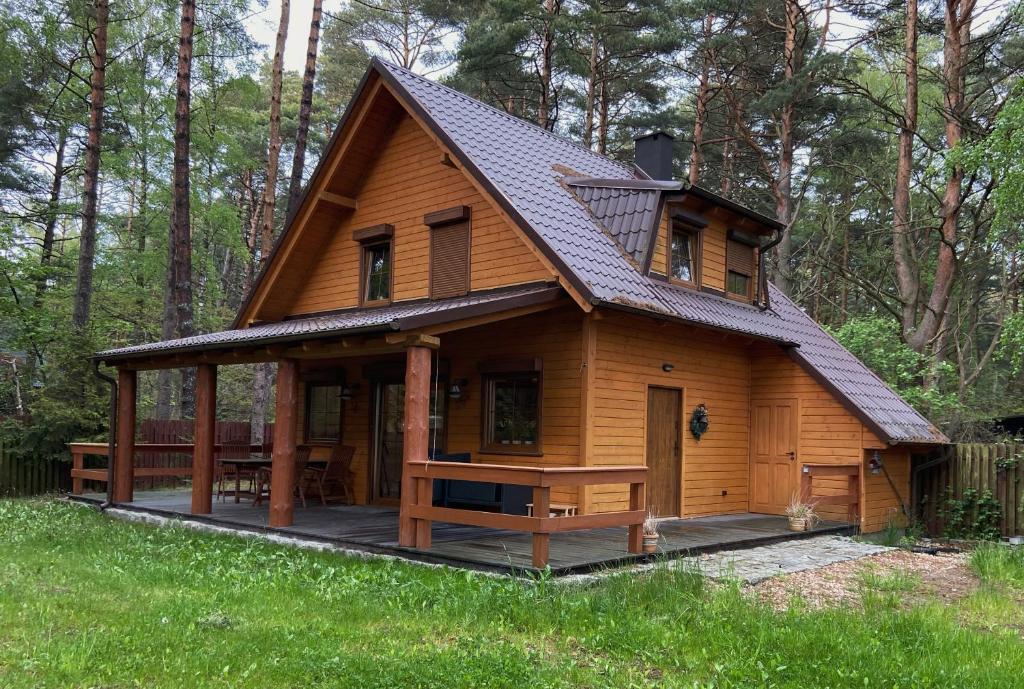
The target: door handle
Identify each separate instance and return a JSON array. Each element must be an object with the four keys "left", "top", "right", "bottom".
[{"left": 787, "top": 451, "right": 796, "bottom": 461}]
